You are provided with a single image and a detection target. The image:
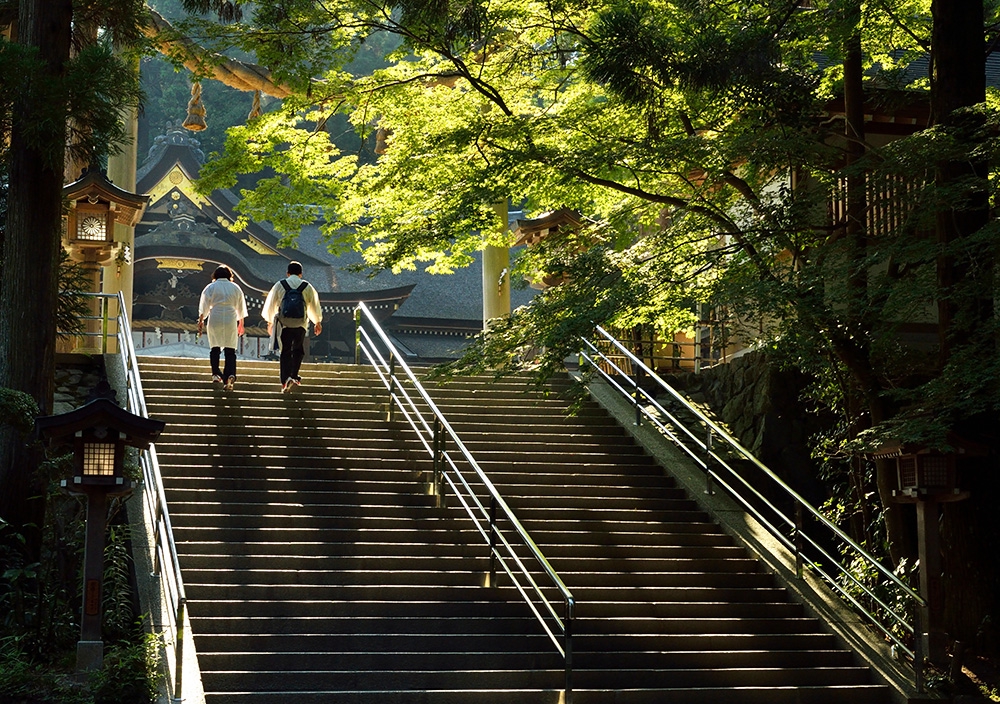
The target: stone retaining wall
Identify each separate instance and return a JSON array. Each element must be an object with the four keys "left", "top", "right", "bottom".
[
  {"left": 669, "top": 350, "right": 829, "bottom": 507},
  {"left": 53, "top": 356, "right": 105, "bottom": 414}
]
